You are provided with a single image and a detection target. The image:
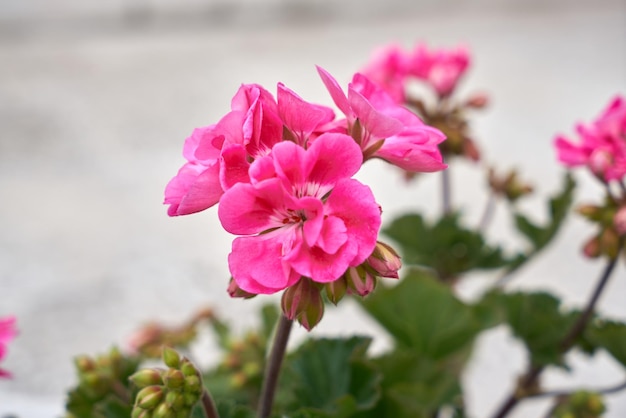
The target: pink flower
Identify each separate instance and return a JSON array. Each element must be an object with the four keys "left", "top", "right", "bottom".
[
  {"left": 317, "top": 66, "right": 447, "bottom": 173},
  {"left": 0, "top": 316, "right": 17, "bottom": 378},
  {"left": 165, "top": 83, "right": 334, "bottom": 216},
  {"left": 218, "top": 134, "right": 381, "bottom": 294},
  {"left": 409, "top": 44, "right": 470, "bottom": 98},
  {"left": 555, "top": 96, "right": 626, "bottom": 182},
  {"left": 359, "top": 44, "right": 410, "bottom": 104}
]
